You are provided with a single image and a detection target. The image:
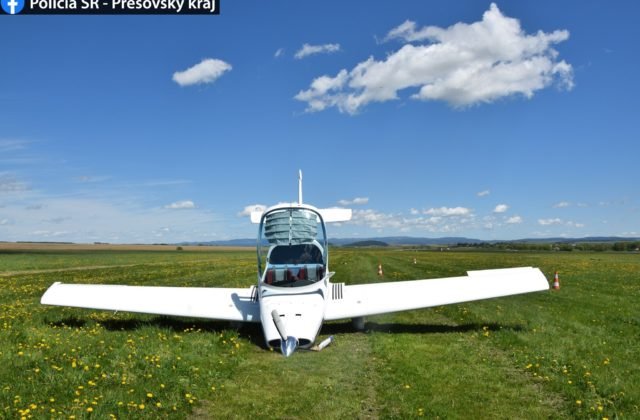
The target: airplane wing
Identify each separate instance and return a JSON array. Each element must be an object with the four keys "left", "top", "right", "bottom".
[
  {"left": 324, "top": 267, "right": 548, "bottom": 321},
  {"left": 41, "top": 282, "right": 260, "bottom": 322}
]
